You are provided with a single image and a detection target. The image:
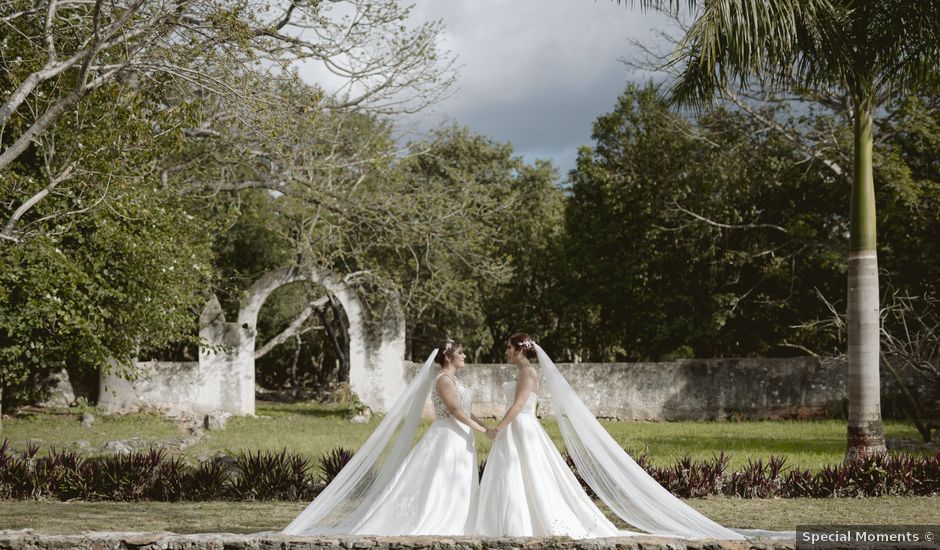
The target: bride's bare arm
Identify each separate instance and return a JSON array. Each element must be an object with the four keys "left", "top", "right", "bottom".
[
  {"left": 437, "top": 376, "right": 489, "bottom": 434},
  {"left": 495, "top": 367, "right": 538, "bottom": 433}
]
